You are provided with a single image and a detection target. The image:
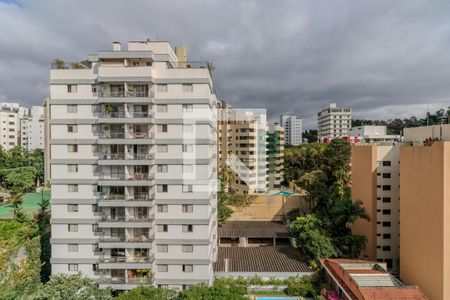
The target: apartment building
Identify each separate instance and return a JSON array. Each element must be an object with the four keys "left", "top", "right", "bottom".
[
  {"left": 0, "top": 105, "right": 21, "bottom": 150},
  {"left": 267, "top": 123, "right": 284, "bottom": 190},
  {"left": 49, "top": 40, "right": 218, "bottom": 290},
  {"left": 217, "top": 102, "right": 268, "bottom": 194},
  {"left": 317, "top": 103, "right": 352, "bottom": 140},
  {"left": 21, "top": 106, "right": 45, "bottom": 150},
  {"left": 351, "top": 143, "right": 401, "bottom": 272},
  {"left": 279, "top": 114, "right": 302, "bottom": 145},
  {"left": 348, "top": 126, "right": 400, "bottom": 143}
]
